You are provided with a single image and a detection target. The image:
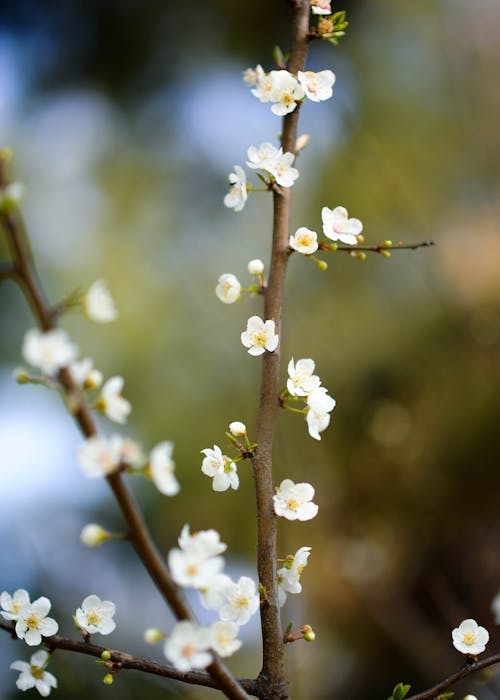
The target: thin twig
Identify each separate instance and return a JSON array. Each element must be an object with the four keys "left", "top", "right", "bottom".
[
  {"left": 0, "top": 262, "right": 16, "bottom": 283},
  {"left": 406, "top": 653, "right": 500, "bottom": 700},
  {"left": 318, "top": 240, "right": 435, "bottom": 253}
]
